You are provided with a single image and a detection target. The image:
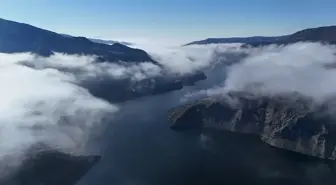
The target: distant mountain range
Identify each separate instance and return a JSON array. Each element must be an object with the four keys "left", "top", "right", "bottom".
[
  {"left": 0, "top": 18, "right": 151, "bottom": 62},
  {"left": 61, "top": 33, "right": 133, "bottom": 46},
  {"left": 184, "top": 36, "right": 288, "bottom": 46},
  {"left": 185, "top": 26, "right": 336, "bottom": 46},
  {"left": 2, "top": 17, "right": 336, "bottom": 103}
]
